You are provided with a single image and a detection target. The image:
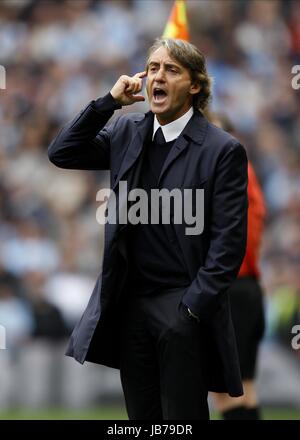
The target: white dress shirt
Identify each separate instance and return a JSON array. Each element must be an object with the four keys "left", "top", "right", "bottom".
[{"left": 152, "top": 107, "right": 194, "bottom": 142}]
